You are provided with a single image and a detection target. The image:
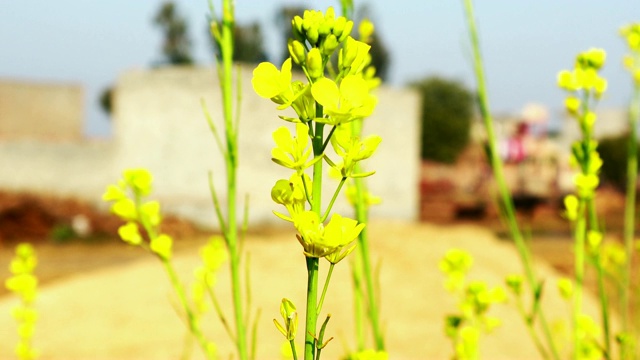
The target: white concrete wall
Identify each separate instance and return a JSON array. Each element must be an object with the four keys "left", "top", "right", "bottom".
[{"left": 0, "top": 65, "right": 420, "bottom": 229}]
